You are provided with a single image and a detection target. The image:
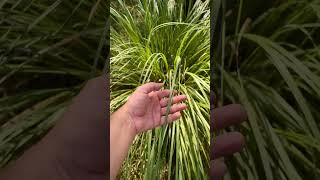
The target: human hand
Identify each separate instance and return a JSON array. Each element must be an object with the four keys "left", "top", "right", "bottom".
[
  {"left": 0, "top": 76, "right": 109, "bottom": 180},
  {"left": 122, "top": 82, "right": 188, "bottom": 134},
  {"left": 211, "top": 104, "right": 247, "bottom": 179}
]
